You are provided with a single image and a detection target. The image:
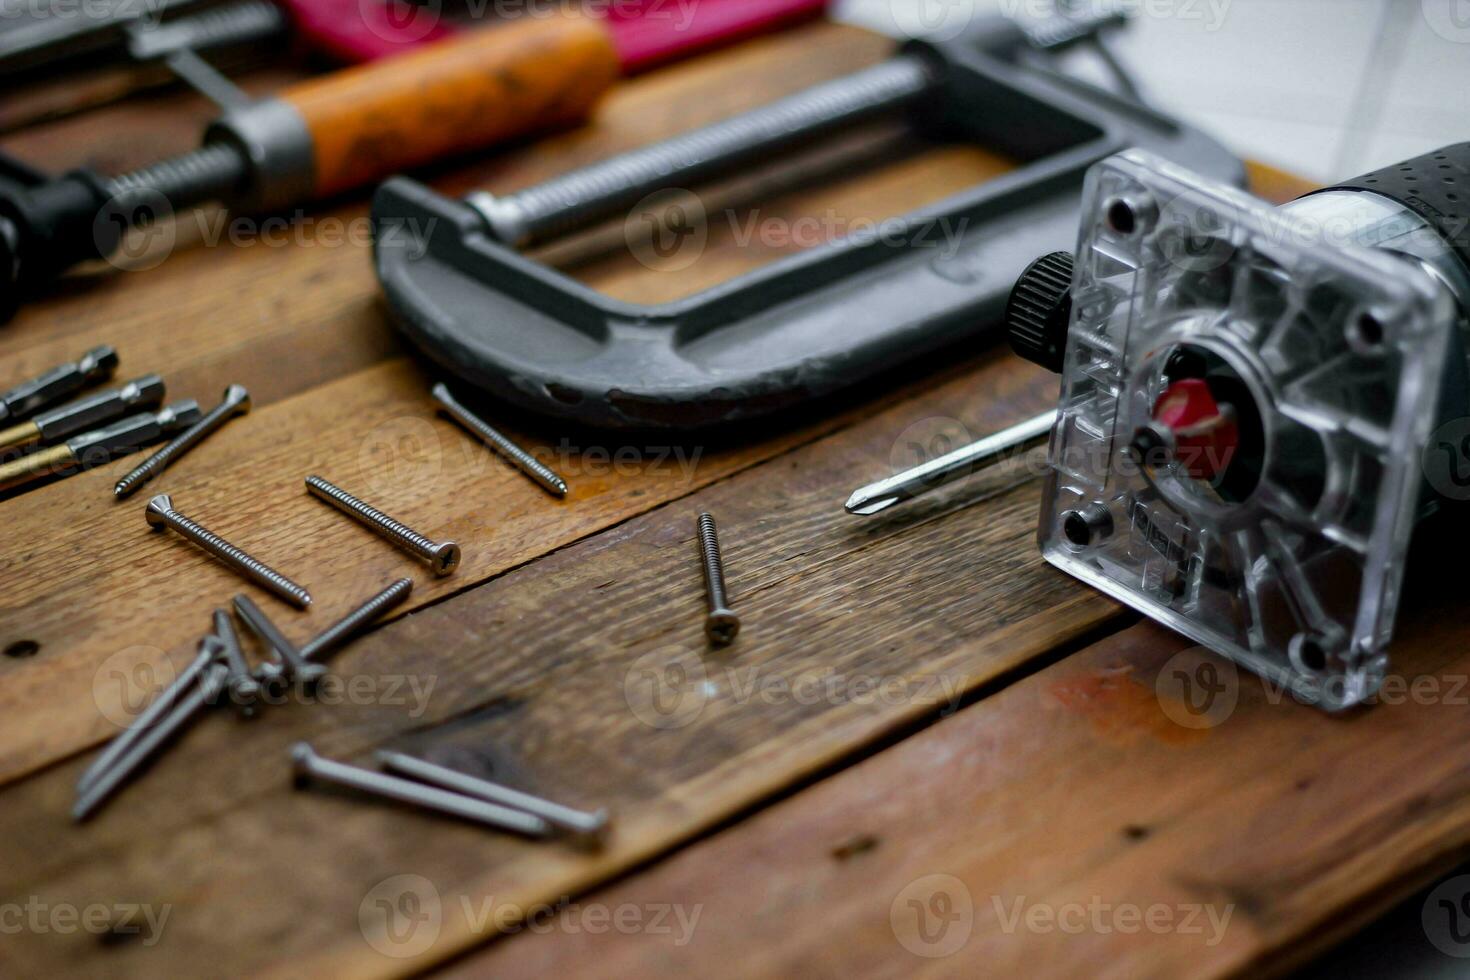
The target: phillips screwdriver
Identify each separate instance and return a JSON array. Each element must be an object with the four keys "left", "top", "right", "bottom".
[
  {"left": 0, "top": 399, "right": 201, "bottom": 493},
  {"left": 0, "top": 345, "right": 118, "bottom": 425},
  {"left": 845, "top": 410, "right": 1057, "bottom": 516},
  {"left": 0, "top": 374, "right": 164, "bottom": 451},
  {"left": 0, "top": 0, "right": 827, "bottom": 317}
]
